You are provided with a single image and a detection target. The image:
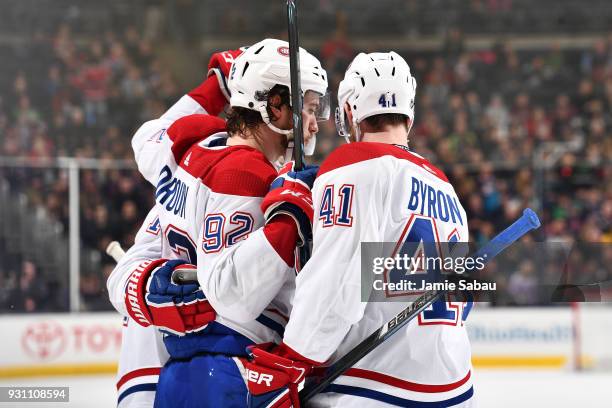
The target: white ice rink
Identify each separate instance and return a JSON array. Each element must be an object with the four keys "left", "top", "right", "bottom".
[{"left": 1, "top": 369, "right": 611, "bottom": 407}]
